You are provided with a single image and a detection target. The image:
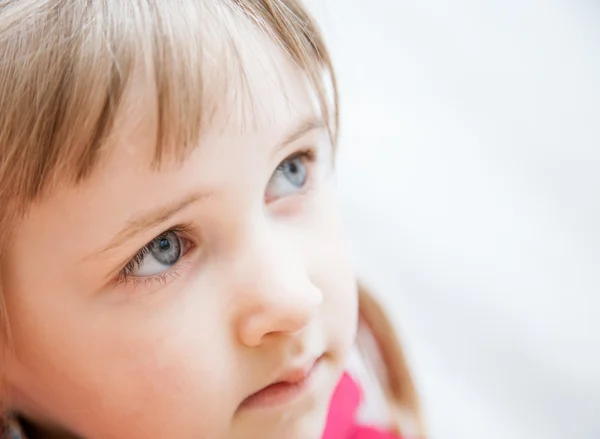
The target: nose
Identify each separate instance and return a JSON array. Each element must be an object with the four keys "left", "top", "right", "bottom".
[{"left": 233, "top": 234, "right": 323, "bottom": 348}]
